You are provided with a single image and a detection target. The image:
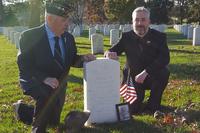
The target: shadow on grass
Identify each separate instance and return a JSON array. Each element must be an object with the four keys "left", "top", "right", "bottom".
[
  {"left": 166, "top": 30, "right": 185, "bottom": 41},
  {"left": 80, "top": 30, "right": 89, "bottom": 38},
  {"left": 166, "top": 31, "right": 192, "bottom": 46},
  {"left": 68, "top": 74, "right": 83, "bottom": 84},
  {"left": 81, "top": 119, "right": 163, "bottom": 133},
  {"left": 169, "top": 64, "right": 200, "bottom": 81},
  {"left": 170, "top": 49, "right": 200, "bottom": 54},
  {"left": 76, "top": 42, "right": 91, "bottom": 46},
  {"left": 77, "top": 45, "right": 91, "bottom": 50}
]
